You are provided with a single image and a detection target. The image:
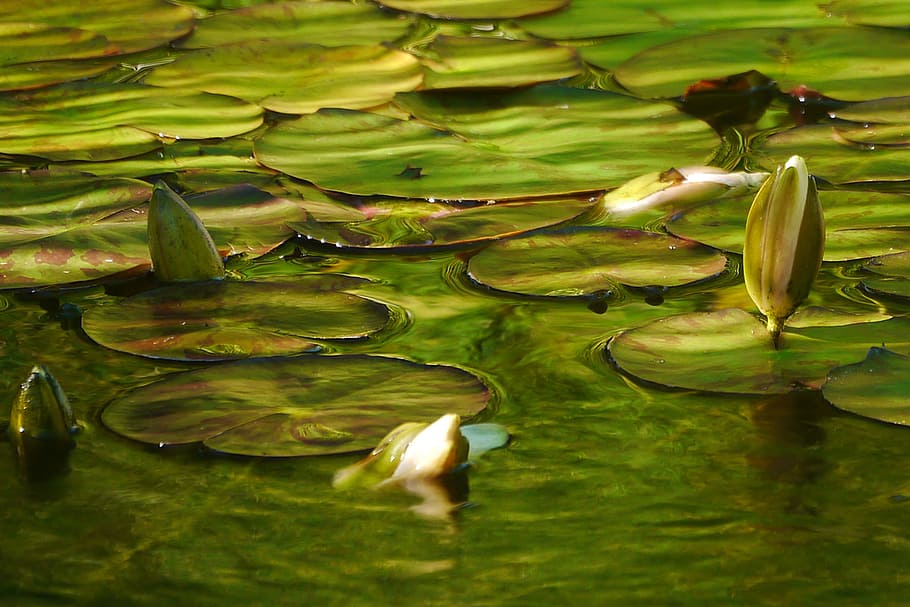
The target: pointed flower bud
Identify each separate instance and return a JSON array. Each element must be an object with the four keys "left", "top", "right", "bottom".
[
  {"left": 9, "top": 365, "right": 78, "bottom": 480},
  {"left": 743, "top": 155, "right": 825, "bottom": 348},
  {"left": 147, "top": 181, "right": 225, "bottom": 282}
]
